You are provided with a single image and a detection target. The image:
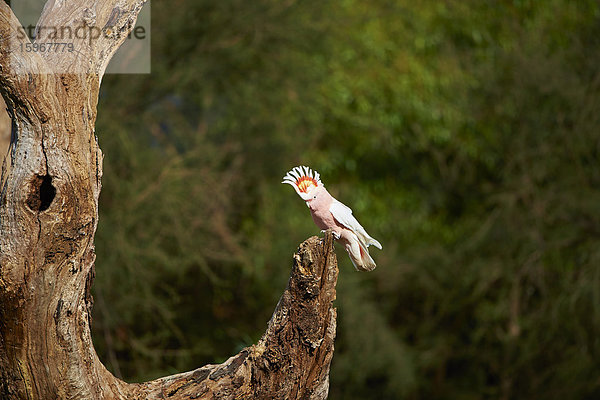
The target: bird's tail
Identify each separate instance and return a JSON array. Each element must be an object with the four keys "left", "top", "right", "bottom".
[
  {"left": 367, "top": 236, "right": 382, "bottom": 250},
  {"left": 349, "top": 241, "right": 377, "bottom": 272}
]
